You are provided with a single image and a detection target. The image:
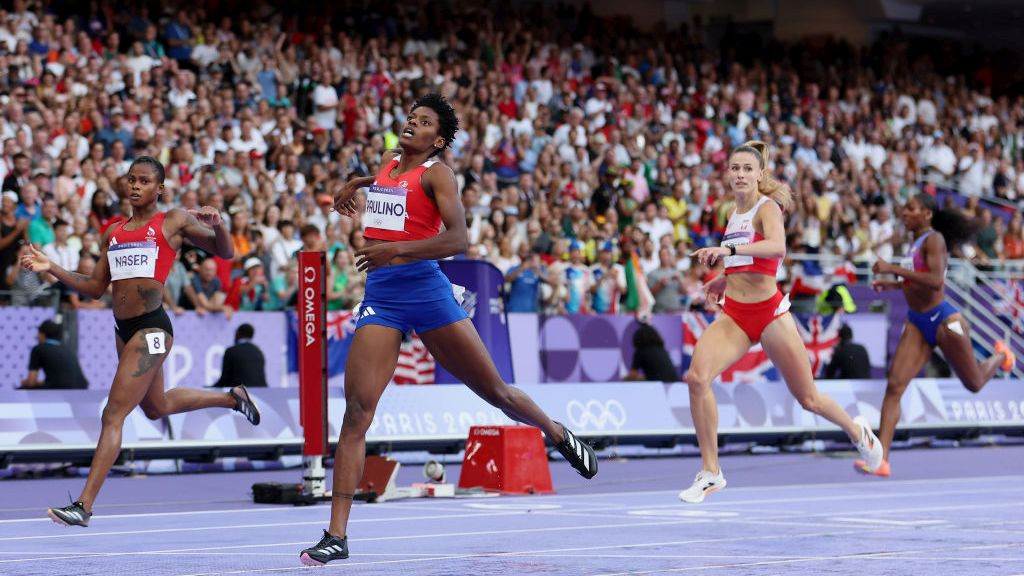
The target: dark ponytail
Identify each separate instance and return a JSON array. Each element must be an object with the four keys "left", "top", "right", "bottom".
[{"left": 915, "top": 193, "right": 975, "bottom": 248}]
